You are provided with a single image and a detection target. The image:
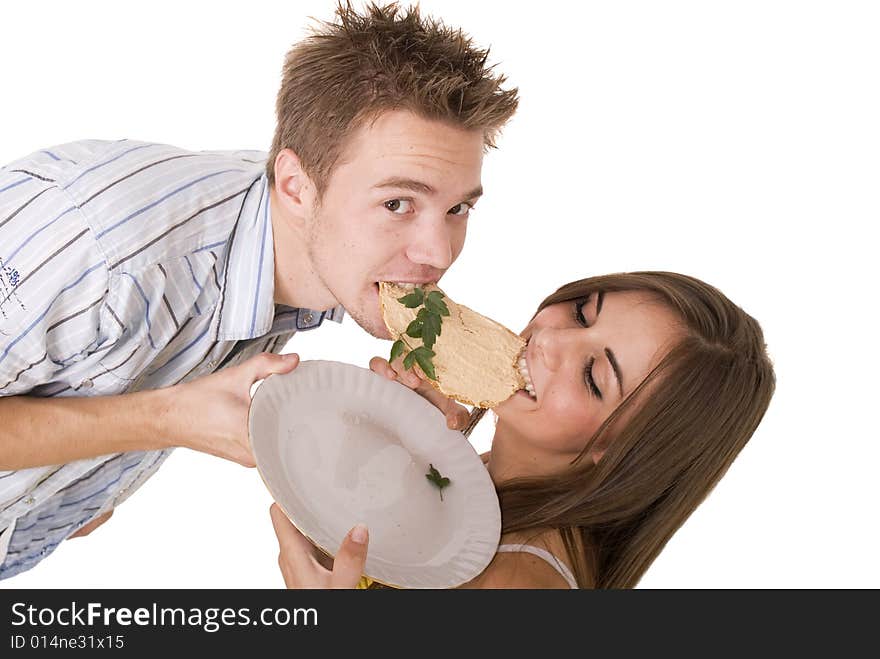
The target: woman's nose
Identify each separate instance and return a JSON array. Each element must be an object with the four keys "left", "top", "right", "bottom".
[{"left": 532, "top": 327, "right": 573, "bottom": 373}]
